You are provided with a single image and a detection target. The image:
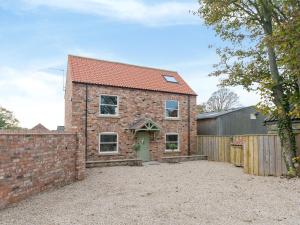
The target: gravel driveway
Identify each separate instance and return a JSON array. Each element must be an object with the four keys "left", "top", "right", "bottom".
[{"left": 1, "top": 161, "right": 300, "bottom": 225}]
